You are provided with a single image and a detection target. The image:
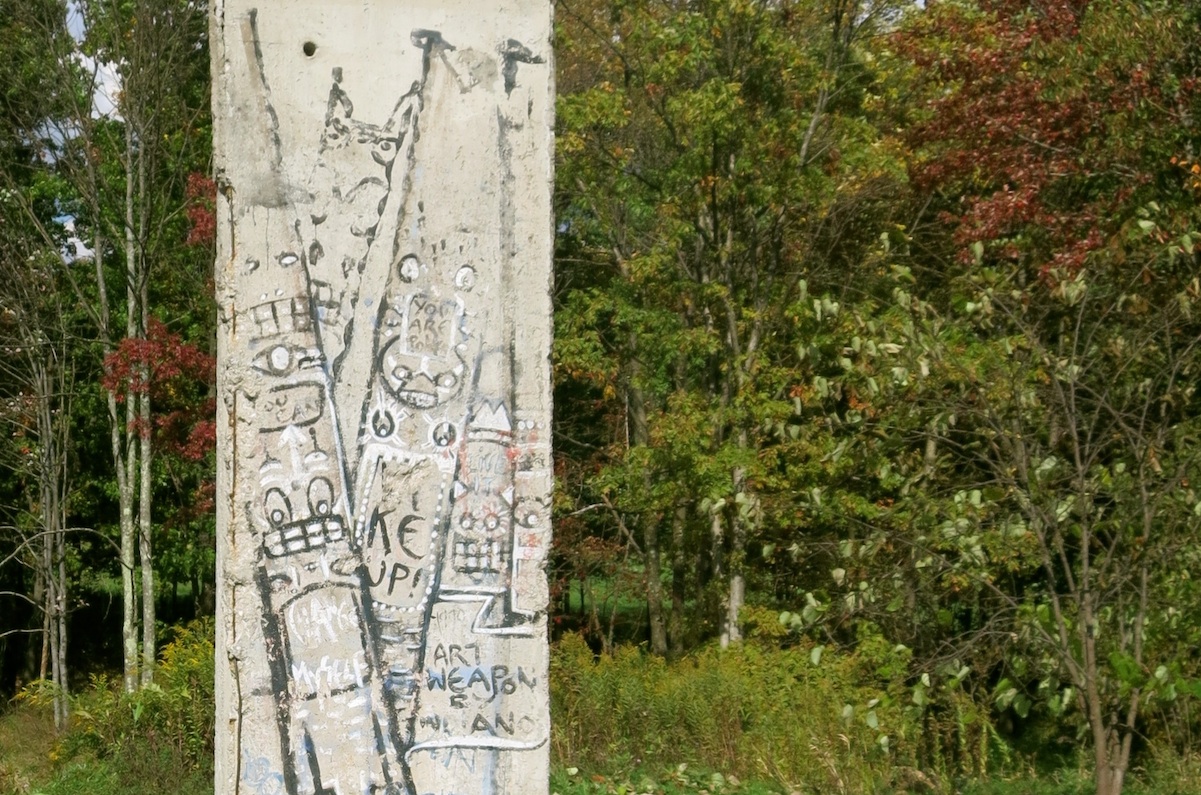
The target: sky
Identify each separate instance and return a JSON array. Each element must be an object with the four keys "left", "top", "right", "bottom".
[
  {"left": 57, "top": 2, "right": 117, "bottom": 261},
  {"left": 65, "top": 1, "right": 122, "bottom": 120}
]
